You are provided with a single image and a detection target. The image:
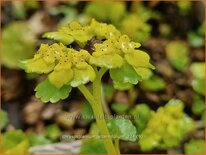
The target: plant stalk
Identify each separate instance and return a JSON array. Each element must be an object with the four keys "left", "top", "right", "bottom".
[
  {"left": 78, "top": 84, "right": 117, "bottom": 154},
  {"left": 114, "top": 139, "right": 120, "bottom": 154}
]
